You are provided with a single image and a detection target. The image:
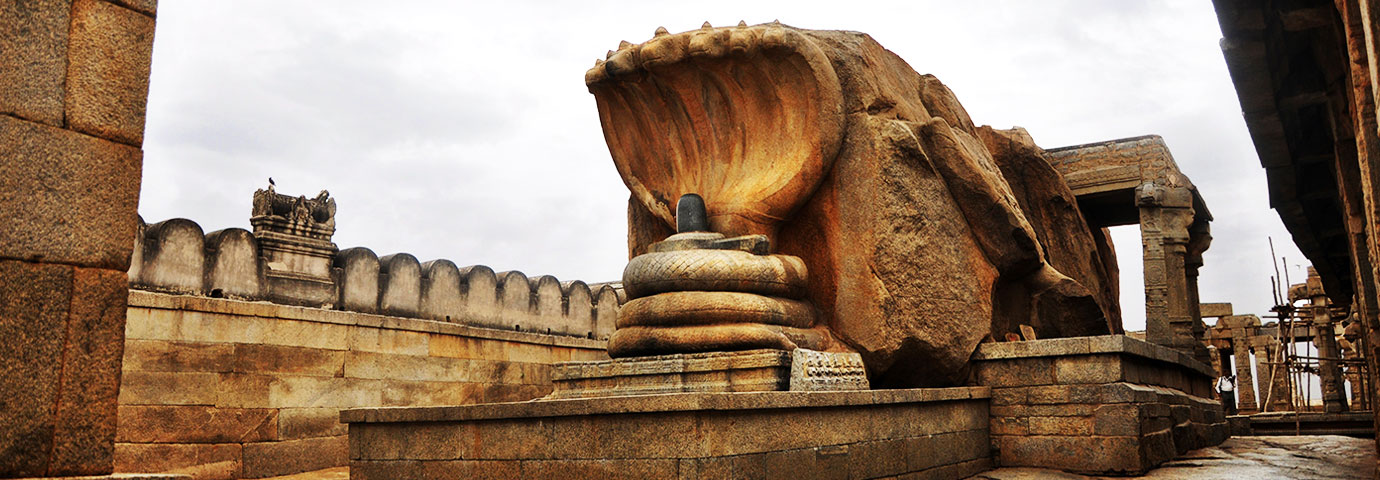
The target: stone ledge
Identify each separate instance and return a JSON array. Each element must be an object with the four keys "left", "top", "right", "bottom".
[
  {"left": 549, "top": 350, "right": 792, "bottom": 399},
  {"left": 128, "top": 290, "right": 604, "bottom": 350},
  {"left": 553, "top": 349, "right": 790, "bottom": 380},
  {"left": 972, "top": 335, "right": 1214, "bottom": 378},
  {"left": 341, "top": 386, "right": 989, "bottom": 424},
  {"left": 1248, "top": 411, "right": 1373, "bottom": 422}
]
